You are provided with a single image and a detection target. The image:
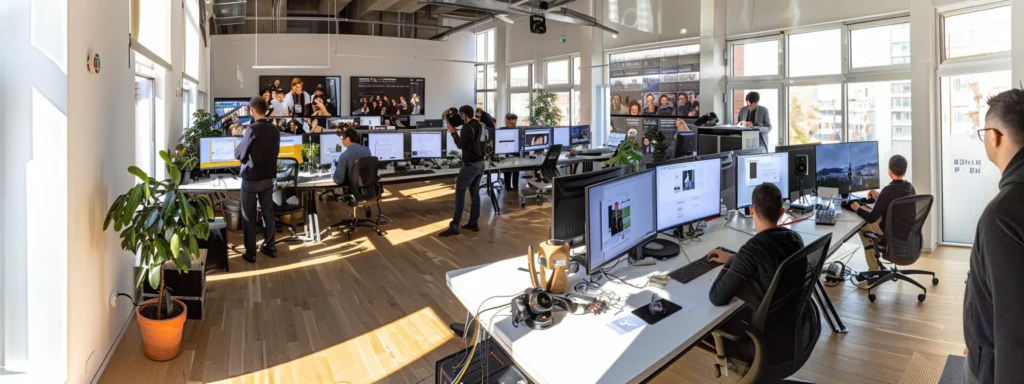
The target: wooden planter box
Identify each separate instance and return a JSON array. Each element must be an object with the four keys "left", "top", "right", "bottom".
[{"left": 142, "top": 250, "right": 207, "bottom": 320}]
